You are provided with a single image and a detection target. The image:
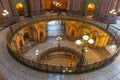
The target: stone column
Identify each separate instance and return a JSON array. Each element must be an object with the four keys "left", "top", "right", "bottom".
[
  {"left": 116, "top": 0, "right": 120, "bottom": 16},
  {"left": 27, "top": 0, "right": 44, "bottom": 16},
  {"left": 68, "top": 0, "right": 85, "bottom": 15},
  {"left": 9, "top": 0, "right": 17, "bottom": 16}
]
